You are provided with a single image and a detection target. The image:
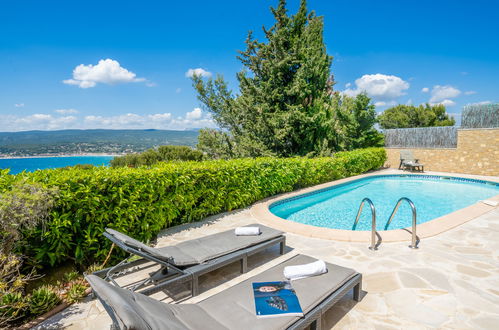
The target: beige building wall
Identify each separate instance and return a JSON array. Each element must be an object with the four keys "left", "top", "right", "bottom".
[{"left": 385, "top": 128, "right": 499, "bottom": 176}]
